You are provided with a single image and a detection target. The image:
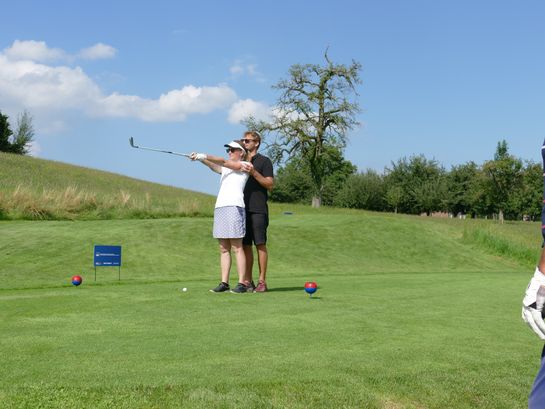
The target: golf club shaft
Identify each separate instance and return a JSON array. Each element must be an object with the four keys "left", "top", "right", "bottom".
[{"left": 129, "top": 137, "right": 190, "bottom": 157}]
